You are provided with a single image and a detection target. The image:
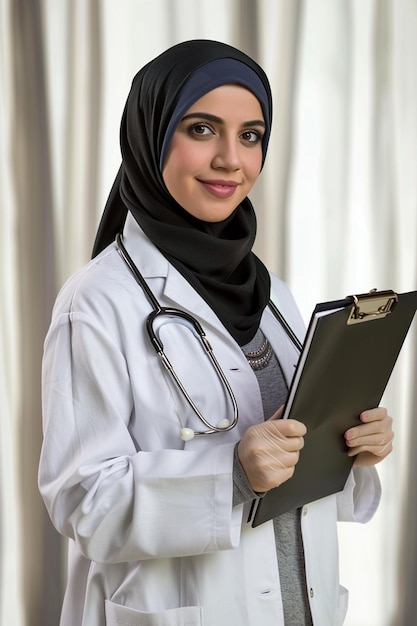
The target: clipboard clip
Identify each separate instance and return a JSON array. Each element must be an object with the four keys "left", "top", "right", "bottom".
[{"left": 347, "top": 289, "right": 398, "bottom": 325}]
